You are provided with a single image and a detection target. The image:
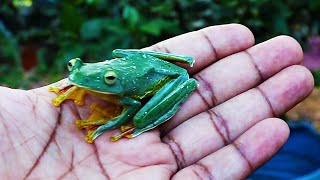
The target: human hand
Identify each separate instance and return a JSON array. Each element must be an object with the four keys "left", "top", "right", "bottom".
[{"left": 0, "top": 24, "right": 313, "bottom": 179}]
